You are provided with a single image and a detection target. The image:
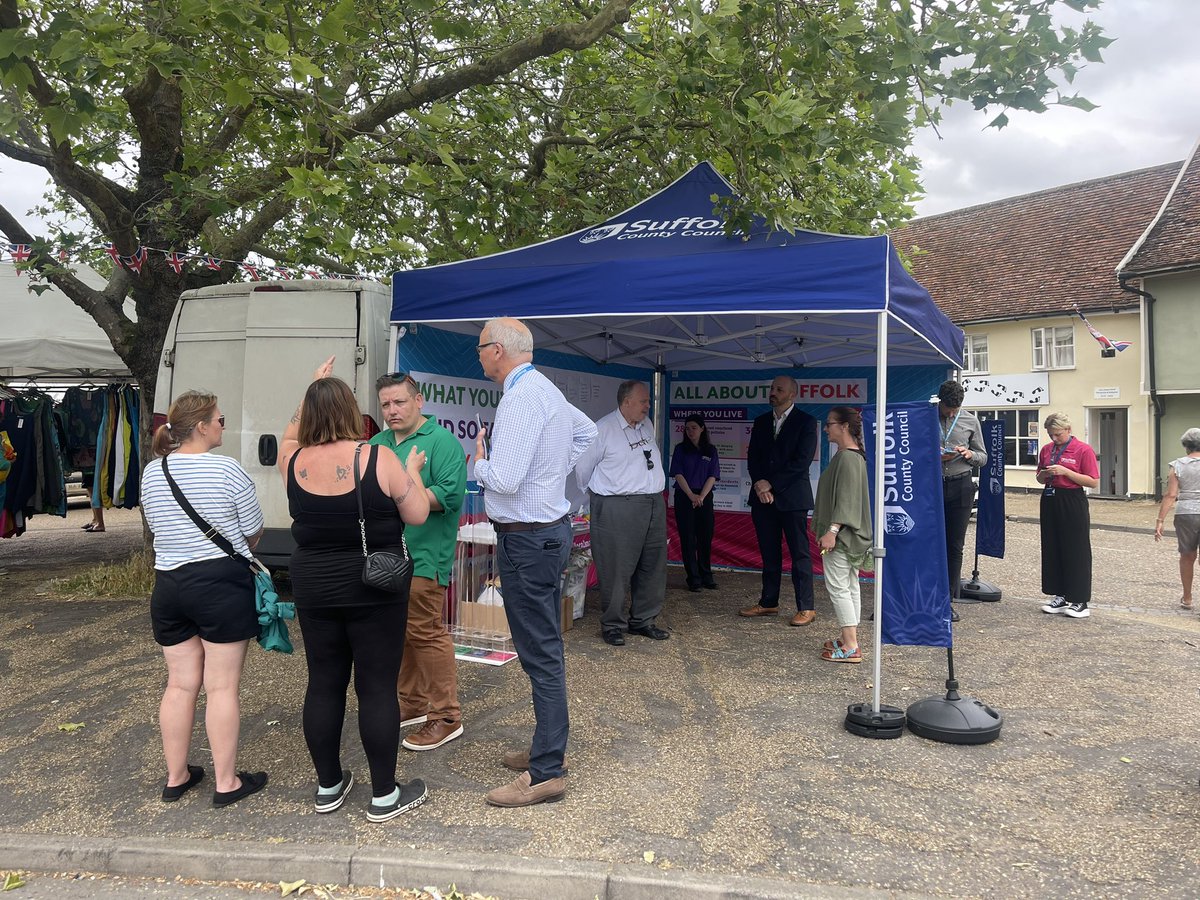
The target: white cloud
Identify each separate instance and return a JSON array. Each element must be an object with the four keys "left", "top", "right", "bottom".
[{"left": 913, "top": 0, "right": 1200, "bottom": 215}]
